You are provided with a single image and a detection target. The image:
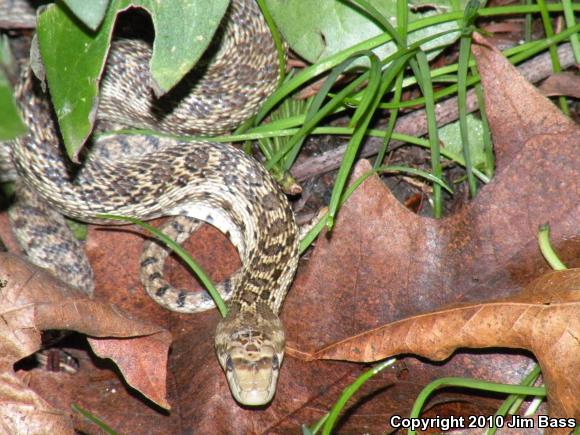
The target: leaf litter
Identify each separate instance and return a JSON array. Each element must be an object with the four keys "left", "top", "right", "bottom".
[{"left": 0, "top": 33, "right": 578, "bottom": 434}]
